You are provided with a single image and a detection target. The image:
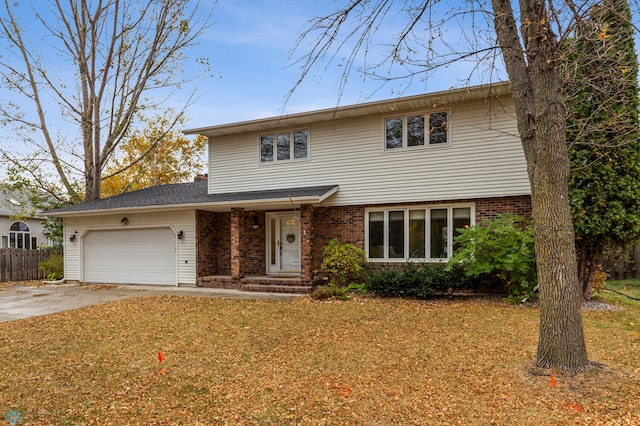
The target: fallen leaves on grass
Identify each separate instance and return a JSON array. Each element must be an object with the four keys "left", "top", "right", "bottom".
[
  {"left": 0, "top": 295, "right": 637, "bottom": 425},
  {"left": 563, "top": 401, "right": 585, "bottom": 412}
]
